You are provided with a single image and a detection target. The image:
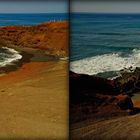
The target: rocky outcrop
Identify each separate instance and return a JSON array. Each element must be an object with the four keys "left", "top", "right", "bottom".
[
  {"left": 111, "top": 67, "right": 140, "bottom": 94},
  {"left": 0, "top": 21, "right": 68, "bottom": 57},
  {"left": 70, "top": 71, "right": 135, "bottom": 124},
  {"left": 115, "top": 94, "right": 133, "bottom": 110}
]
